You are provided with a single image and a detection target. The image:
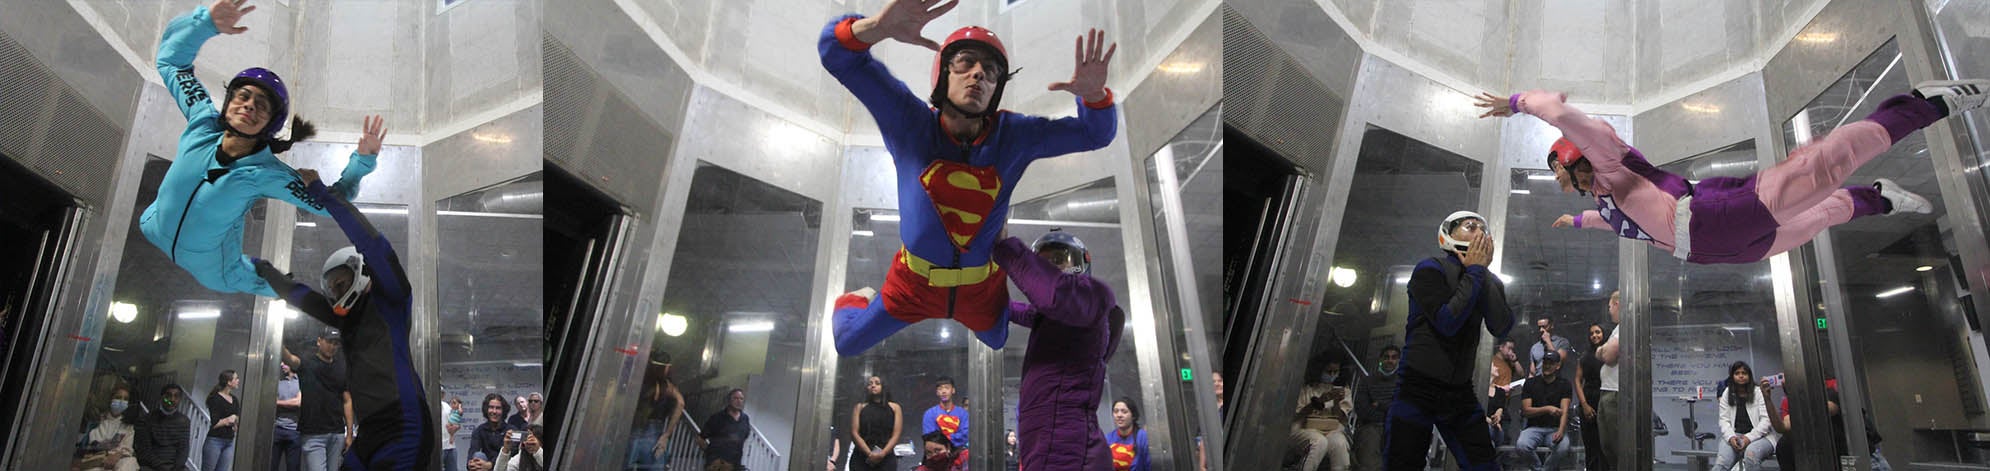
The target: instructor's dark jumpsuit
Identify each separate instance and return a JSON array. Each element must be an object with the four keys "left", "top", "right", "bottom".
[
  {"left": 1384, "top": 252, "right": 1513, "bottom": 471},
  {"left": 256, "top": 180, "right": 435, "bottom": 471}
]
